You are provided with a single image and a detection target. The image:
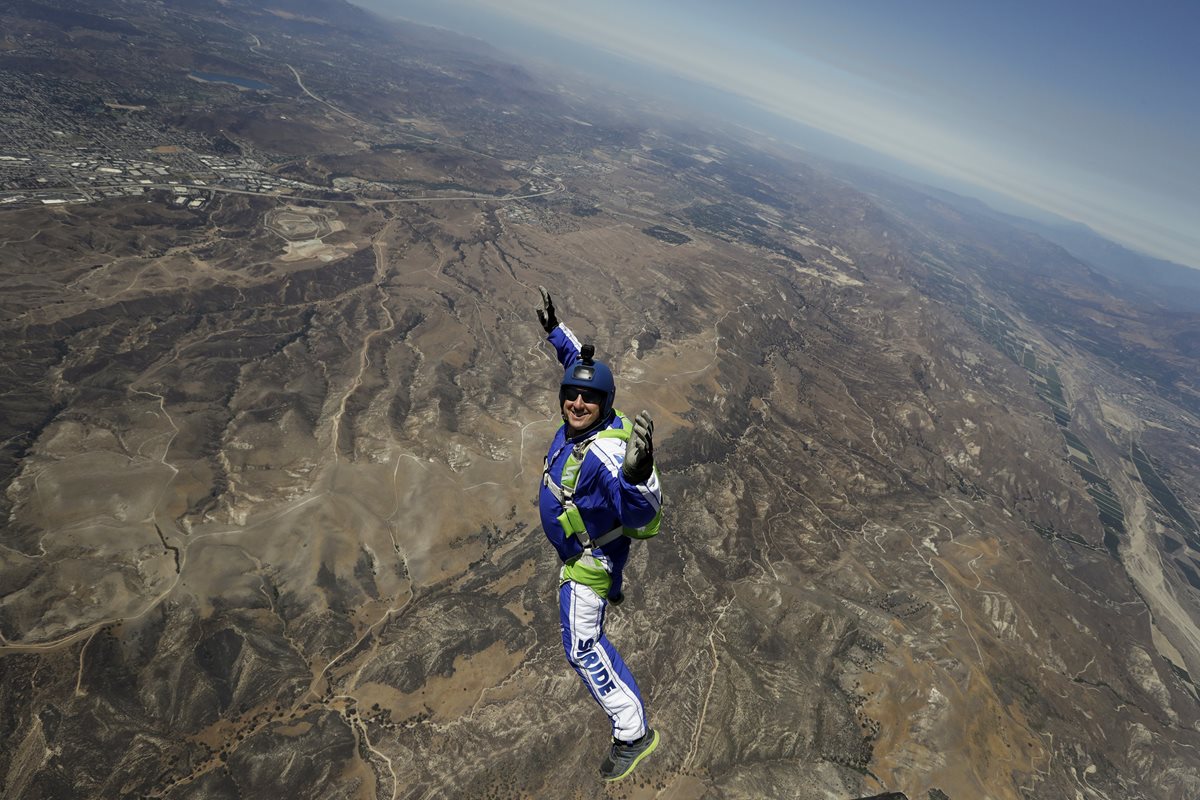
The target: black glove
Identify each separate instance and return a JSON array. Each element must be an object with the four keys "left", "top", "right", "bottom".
[
  {"left": 536, "top": 285, "right": 558, "bottom": 333},
  {"left": 622, "top": 410, "right": 654, "bottom": 483}
]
